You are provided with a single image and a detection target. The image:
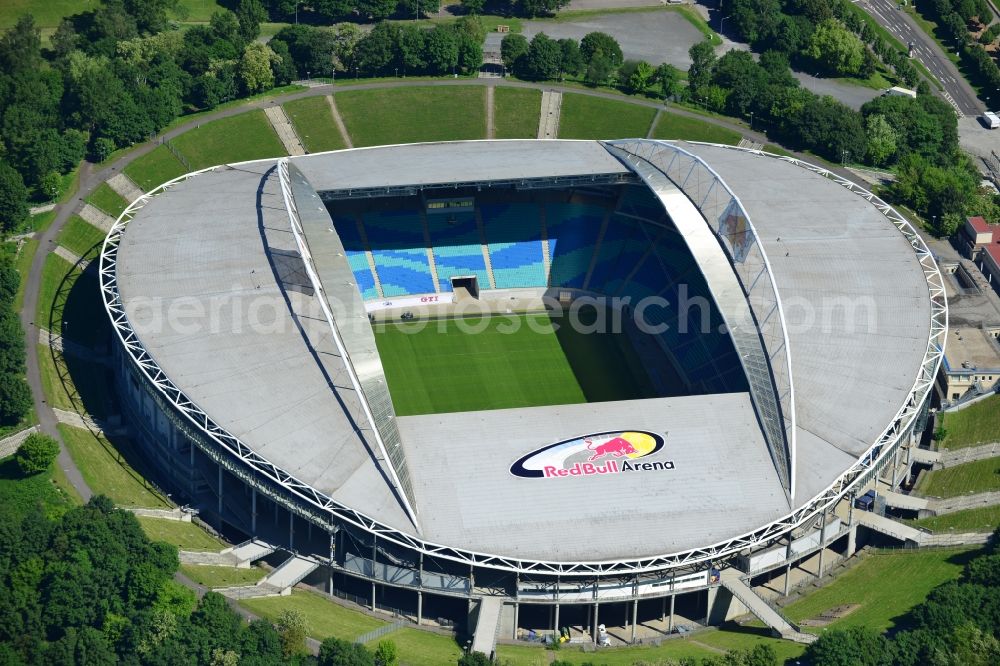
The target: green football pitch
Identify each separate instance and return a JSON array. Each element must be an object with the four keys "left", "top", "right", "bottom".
[{"left": 373, "top": 311, "right": 657, "bottom": 416}]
